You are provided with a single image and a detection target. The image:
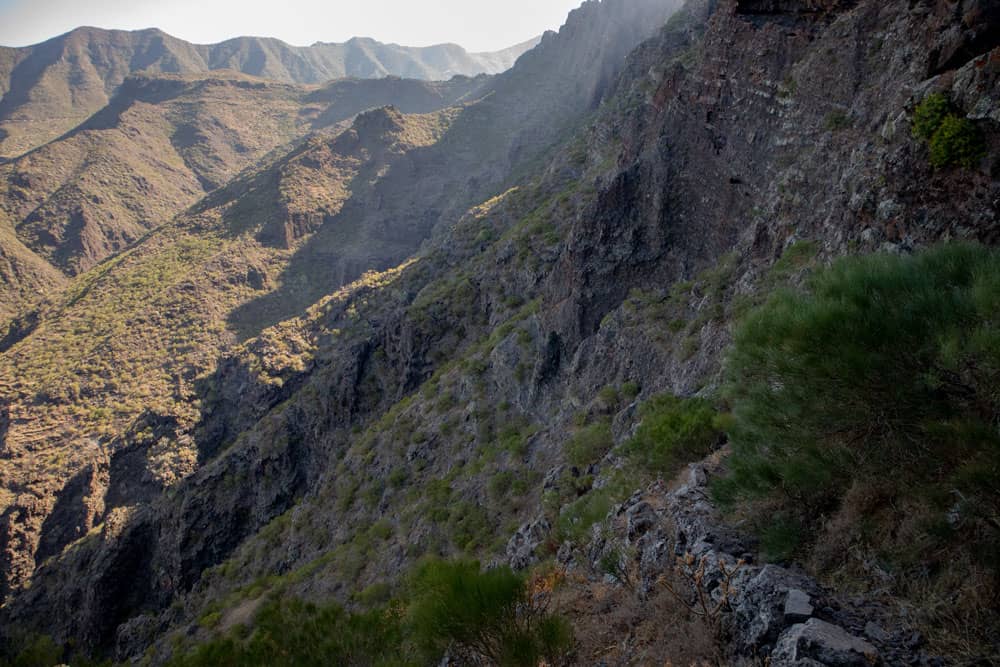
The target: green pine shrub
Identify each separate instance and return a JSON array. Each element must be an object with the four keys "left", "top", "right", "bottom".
[
  {"left": 623, "top": 394, "right": 721, "bottom": 477},
  {"left": 912, "top": 93, "right": 951, "bottom": 141},
  {"left": 929, "top": 115, "right": 986, "bottom": 169},
  {"left": 715, "top": 242, "right": 1000, "bottom": 564},
  {"left": 408, "top": 559, "right": 573, "bottom": 666},
  {"left": 911, "top": 93, "right": 986, "bottom": 169}
]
